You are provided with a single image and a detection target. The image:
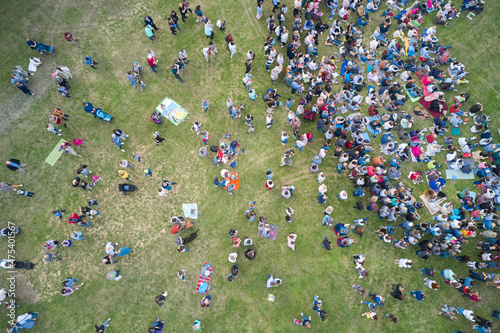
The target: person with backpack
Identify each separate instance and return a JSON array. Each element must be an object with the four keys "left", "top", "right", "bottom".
[{"left": 171, "top": 64, "right": 184, "bottom": 83}]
